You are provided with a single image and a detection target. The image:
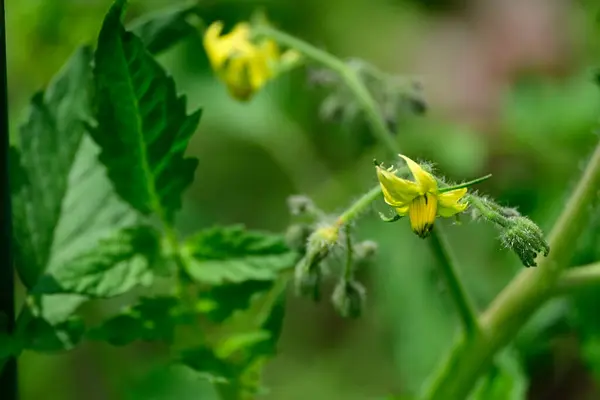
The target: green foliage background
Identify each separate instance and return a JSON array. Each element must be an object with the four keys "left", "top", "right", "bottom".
[{"left": 6, "top": 0, "right": 600, "bottom": 399}]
